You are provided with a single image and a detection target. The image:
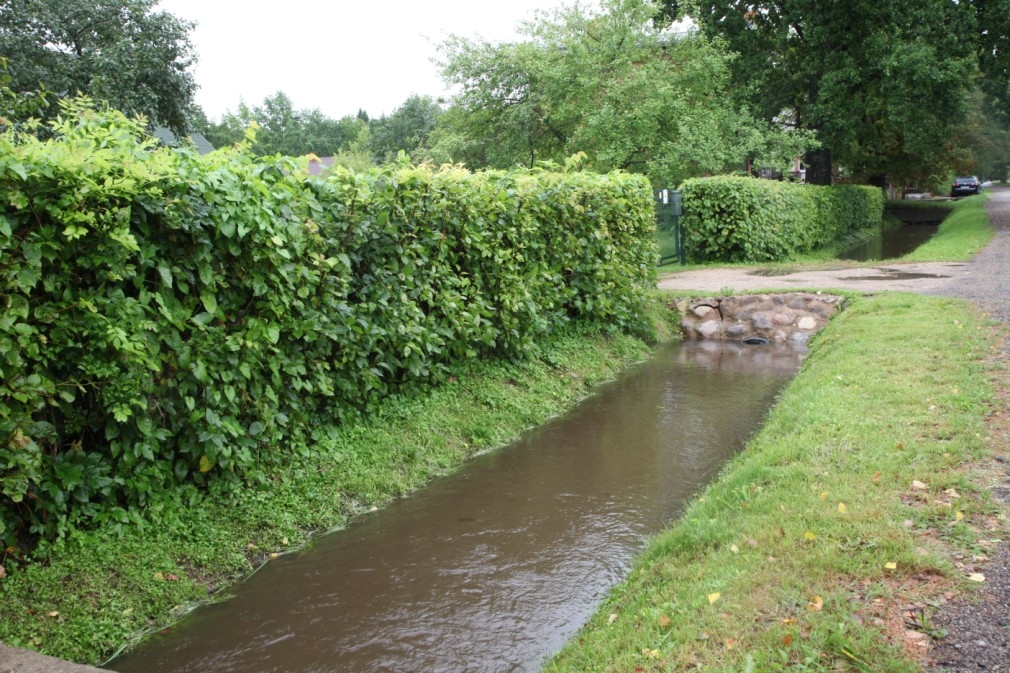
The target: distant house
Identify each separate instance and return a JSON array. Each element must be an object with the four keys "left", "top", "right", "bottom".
[
  {"left": 152, "top": 126, "right": 215, "bottom": 154},
  {"left": 307, "top": 156, "right": 335, "bottom": 175}
]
